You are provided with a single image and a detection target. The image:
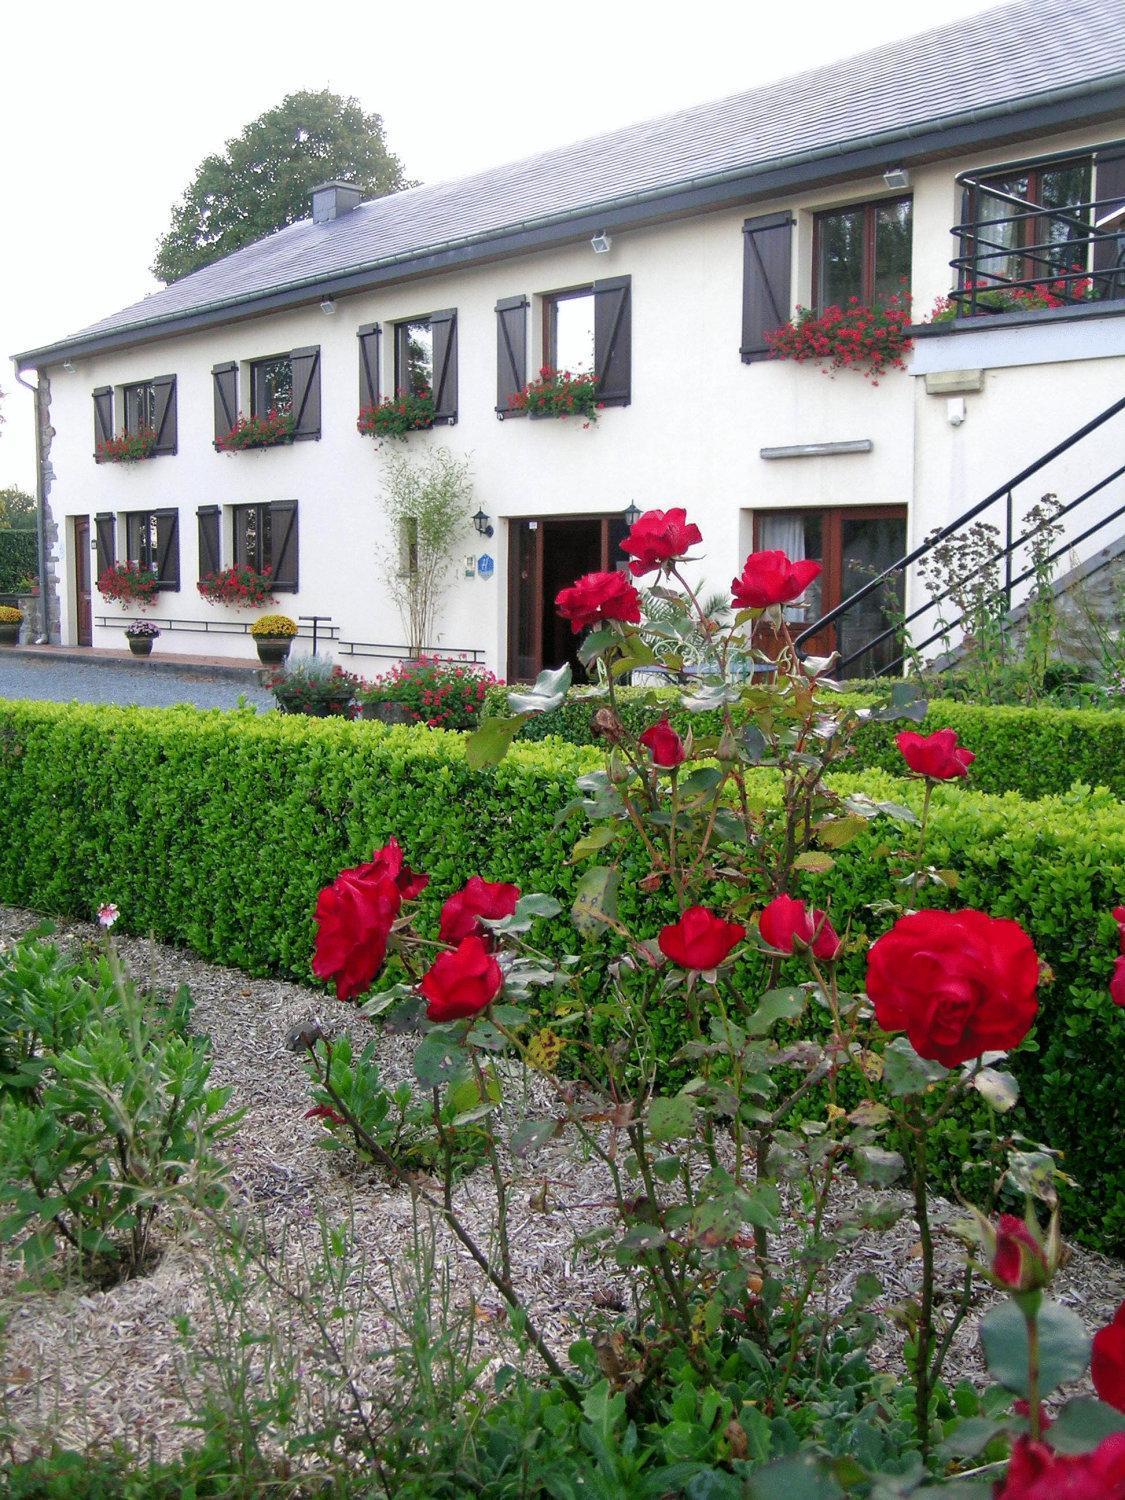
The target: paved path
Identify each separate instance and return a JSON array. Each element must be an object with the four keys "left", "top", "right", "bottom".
[{"left": 0, "top": 647, "right": 276, "bottom": 711}]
